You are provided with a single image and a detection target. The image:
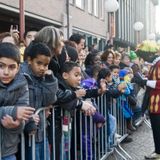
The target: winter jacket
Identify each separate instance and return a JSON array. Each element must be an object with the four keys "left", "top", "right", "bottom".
[
  {"left": 20, "top": 62, "right": 58, "bottom": 142},
  {"left": 57, "top": 75, "right": 83, "bottom": 111},
  {"left": 0, "top": 72, "right": 29, "bottom": 157},
  {"left": 48, "top": 56, "right": 60, "bottom": 77}
]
